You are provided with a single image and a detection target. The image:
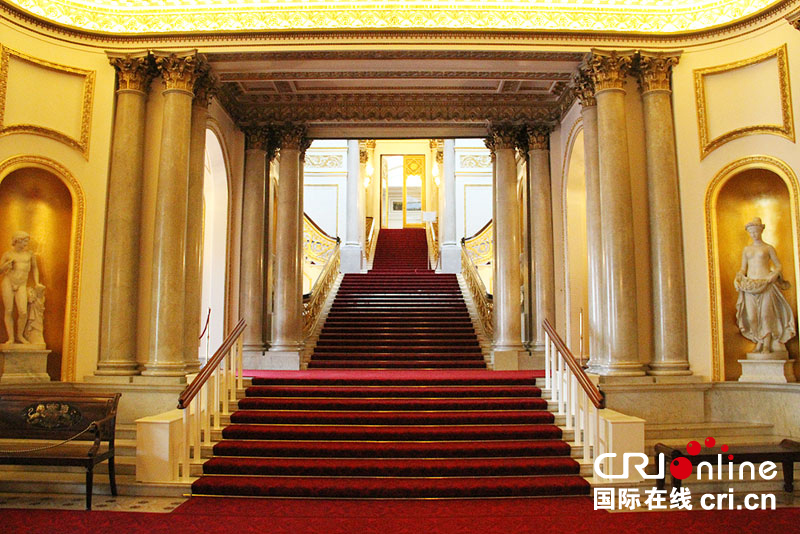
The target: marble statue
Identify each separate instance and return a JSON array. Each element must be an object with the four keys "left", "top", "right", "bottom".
[
  {"left": 0, "top": 231, "right": 45, "bottom": 345},
  {"left": 734, "top": 218, "right": 796, "bottom": 354}
]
